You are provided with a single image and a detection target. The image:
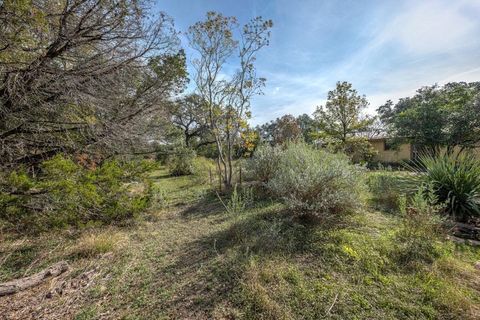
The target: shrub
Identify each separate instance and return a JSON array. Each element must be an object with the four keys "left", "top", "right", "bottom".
[
  {"left": 245, "top": 145, "right": 283, "bottom": 183},
  {"left": 393, "top": 185, "right": 447, "bottom": 267},
  {"left": 192, "top": 156, "right": 217, "bottom": 184},
  {"left": 406, "top": 152, "right": 480, "bottom": 222},
  {"left": 322, "top": 136, "right": 377, "bottom": 164},
  {"left": 366, "top": 171, "right": 407, "bottom": 212},
  {"left": 342, "top": 136, "right": 378, "bottom": 164},
  {"left": 267, "top": 143, "right": 366, "bottom": 217},
  {"left": 0, "top": 155, "right": 152, "bottom": 232},
  {"left": 166, "top": 147, "right": 196, "bottom": 176}
]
